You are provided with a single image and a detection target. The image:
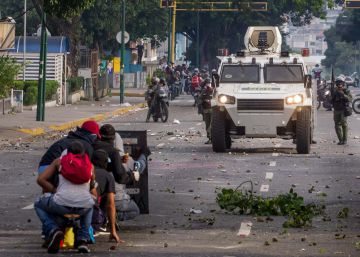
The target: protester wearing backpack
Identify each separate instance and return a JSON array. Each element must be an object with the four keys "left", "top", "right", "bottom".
[
  {"left": 35, "top": 141, "right": 96, "bottom": 254},
  {"left": 38, "top": 120, "right": 100, "bottom": 174}
]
